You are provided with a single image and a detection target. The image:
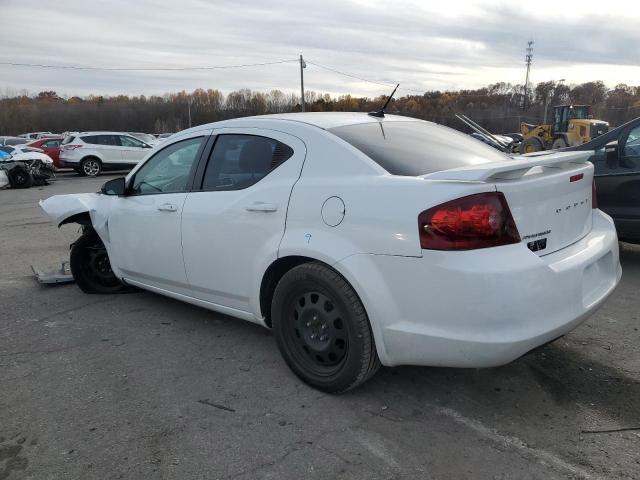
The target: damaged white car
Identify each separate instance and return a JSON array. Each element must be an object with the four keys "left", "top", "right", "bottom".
[
  {"left": 0, "top": 145, "right": 55, "bottom": 188},
  {"left": 40, "top": 113, "right": 621, "bottom": 392}
]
